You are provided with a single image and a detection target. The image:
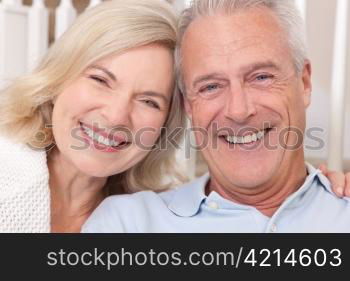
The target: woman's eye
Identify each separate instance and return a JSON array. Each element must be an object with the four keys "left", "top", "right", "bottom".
[
  {"left": 89, "top": 75, "right": 108, "bottom": 86},
  {"left": 143, "top": 100, "right": 160, "bottom": 109}
]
